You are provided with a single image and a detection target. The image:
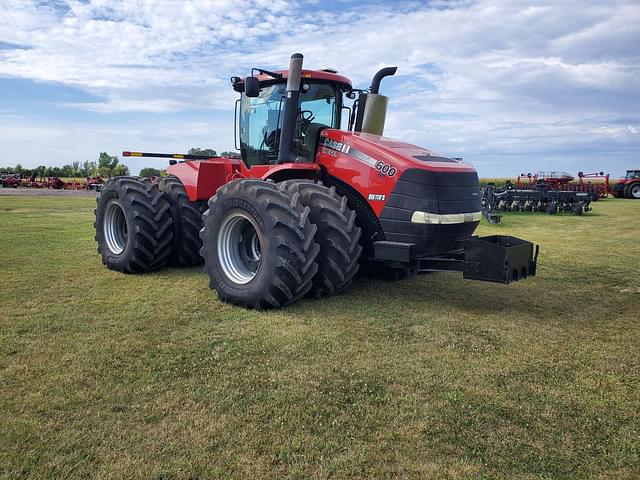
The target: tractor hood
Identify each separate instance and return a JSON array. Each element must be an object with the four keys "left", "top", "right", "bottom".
[
  {"left": 316, "top": 129, "right": 481, "bottom": 219},
  {"left": 319, "top": 129, "right": 477, "bottom": 174}
]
